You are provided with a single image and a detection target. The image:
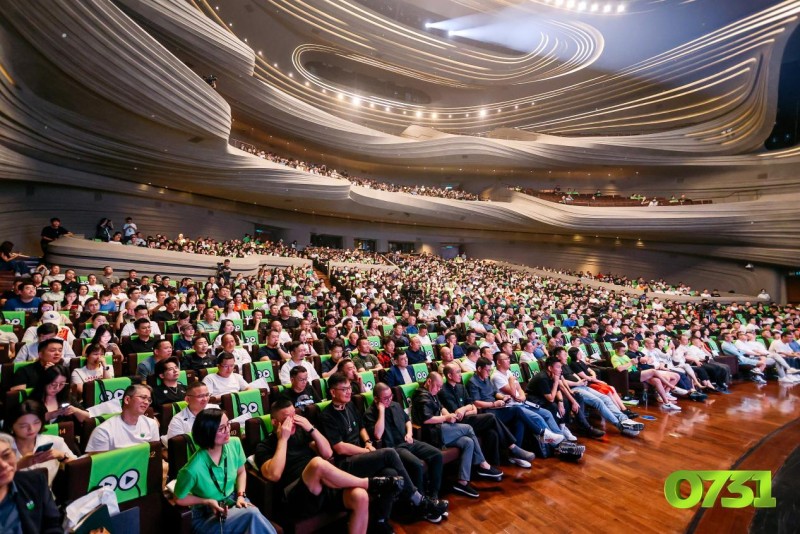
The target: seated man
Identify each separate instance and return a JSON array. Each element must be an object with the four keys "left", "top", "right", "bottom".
[
  {"left": 365, "top": 383, "right": 446, "bottom": 504},
  {"left": 720, "top": 330, "right": 769, "bottom": 384},
  {"left": 151, "top": 356, "right": 186, "bottom": 409},
  {"left": 166, "top": 382, "right": 219, "bottom": 440},
  {"left": 85, "top": 384, "right": 160, "bottom": 452},
  {"left": 386, "top": 352, "right": 414, "bottom": 388},
  {"left": 137, "top": 339, "right": 173, "bottom": 379},
  {"left": 322, "top": 343, "right": 346, "bottom": 378},
  {"left": 278, "top": 341, "right": 320, "bottom": 385},
  {"left": 412, "top": 373, "right": 515, "bottom": 498},
  {"left": 552, "top": 348, "right": 643, "bottom": 437},
  {"left": 217, "top": 333, "right": 253, "bottom": 368},
  {"left": 258, "top": 330, "right": 290, "bottom": 362},
  {"left": 735, "top": 331, "right": 796, "bottom": 382},
  {"left": 202, "top": 352, "right": 251, "bottom": 402},
  {"left": 181, "top": 336, "right": 217, "bottom": 371},
  {"left": 0, "top": 432, "right": 62, "bottom": 532},
  {"left": 173, "top": 322, "right": 196, "bottom": 353},
  {"left": 15, "top": 322, "right": 77, "bottom": 364},
  {"left": 195, "top": 307, "right": 220, "bottom": 334},
  {"left": 404, "top": 337, "right": 428, "bottom": 365},
  {"left": 3, "top": 281, "right": 41, "bottom": 313},
  {"left": 319, "top": 374, "right": 448, "bottom": 525},
  {"left": 491, "top": 348, "right": 604, "bottom": 441},
  {"left": 279, "top": 366, "right": 322, "bottom": 413},
  {"left": 120, "top": 318, "right": 157, "bottom": 356},
  {"left": 152, "top": 296, "right": 180, "bottom": 322},
  {"left": 120, "top": 305, "right": 162, "bottom": 338},
  {"left": 256, "top": 398, "right": 403, "bottom": 534},
  {"left": 340, "top": 359, "right": 367, "bottom": 396},
  {"left": 469, "top": 357, "right": 572, "bottom": 455},
  {"left": 350, "top": 337, "right": 383, "bottom": 373},
  {"left": 459, "top": 345, "right": 481, "bottom": 372},
  {"left": 11, "top": 338, "right": 66, "bottom": 392}
]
